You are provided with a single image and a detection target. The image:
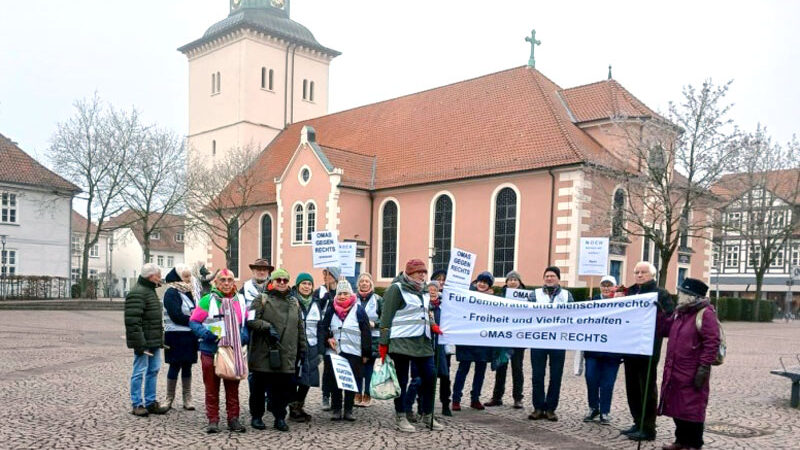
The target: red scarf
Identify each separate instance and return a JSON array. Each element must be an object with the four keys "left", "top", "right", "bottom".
[{"left": 334, "top": 295, "right": 356, "bottom": 320}]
